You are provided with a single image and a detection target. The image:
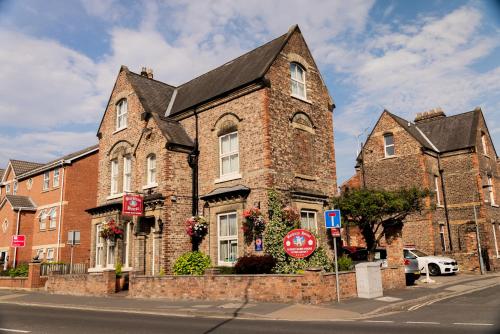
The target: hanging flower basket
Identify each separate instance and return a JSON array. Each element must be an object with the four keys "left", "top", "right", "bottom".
[
  {"left": 185, "top": 216, "right": 208, "bottom": 239},
  {"left": 242, "top": 207, "right": 266, "bottom": 244},
  {"left": 100, "top": 219, "right": 124, "bottom": 240}
]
